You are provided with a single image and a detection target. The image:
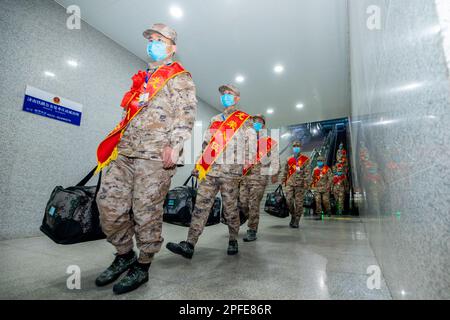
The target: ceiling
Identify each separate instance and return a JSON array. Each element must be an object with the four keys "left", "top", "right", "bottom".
[{"left": 56, "top": 0, "right": 351, "bottom": 128}]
